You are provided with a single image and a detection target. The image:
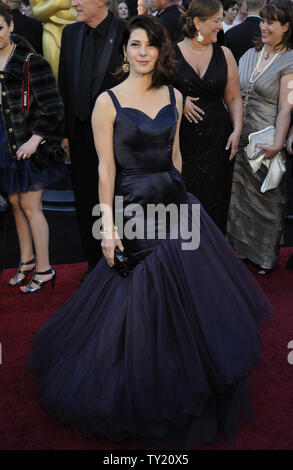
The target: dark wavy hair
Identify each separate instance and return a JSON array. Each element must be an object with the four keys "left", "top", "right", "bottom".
[
  {"left": 114, "top": 15, "right": 177, "bottom": 88},
  {"left": 255, "top": 0, "right": 293, "bottom": 51},
  {"left": 181, "top": 0, "right": 222, "bottom": 39},
  {"left": 222, "top": 0, "right": 238, "bottom": 12},
  {"left": 0, "top": 1, "right": 13, "bottom": 25}
]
